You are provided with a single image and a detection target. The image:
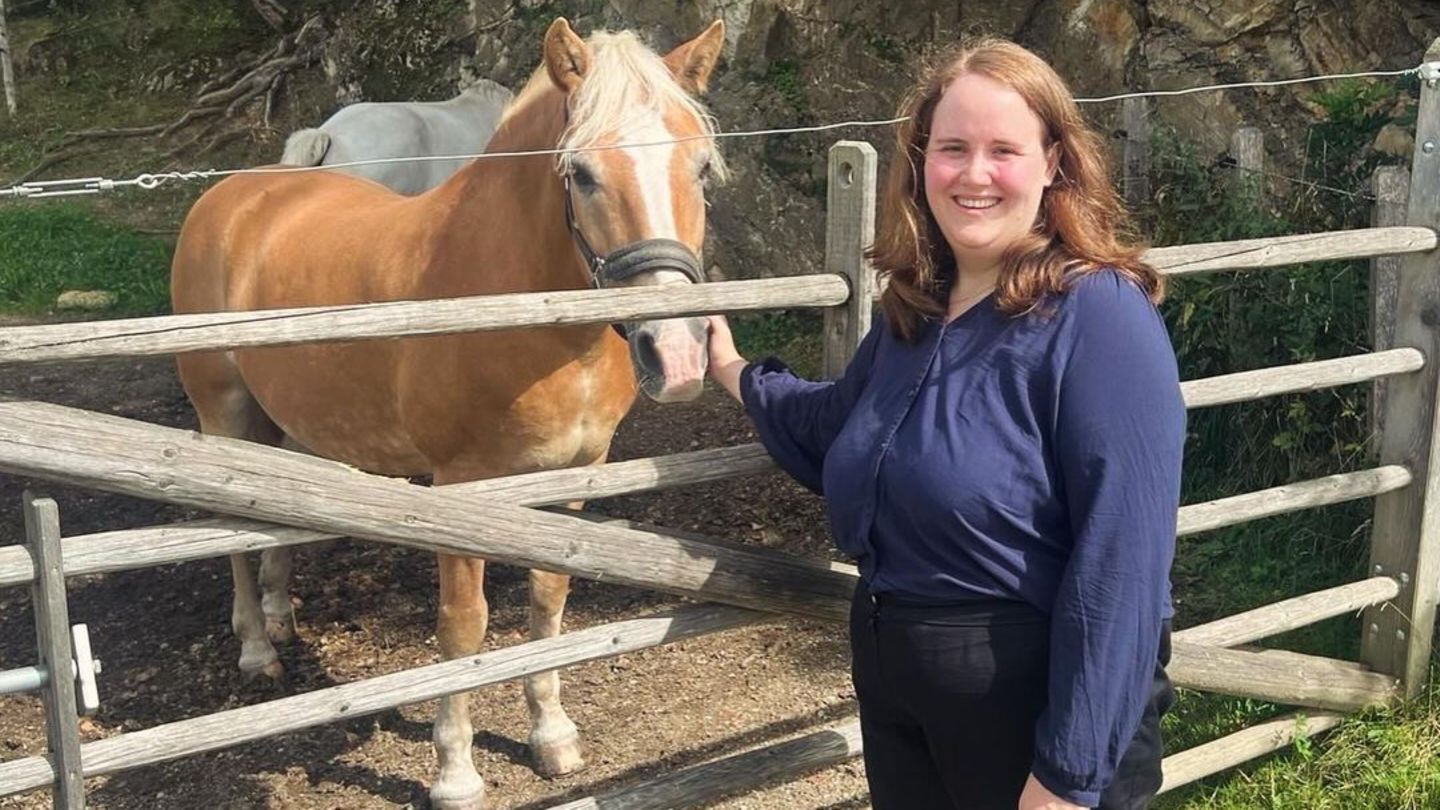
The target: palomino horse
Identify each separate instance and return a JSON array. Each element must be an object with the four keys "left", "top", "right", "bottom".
[
  {"left": 280, "top": 78, "right": 515, "bottom": 195},
  {"left": 171, "top": 18, "right": 725, "bottom": 809}
]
